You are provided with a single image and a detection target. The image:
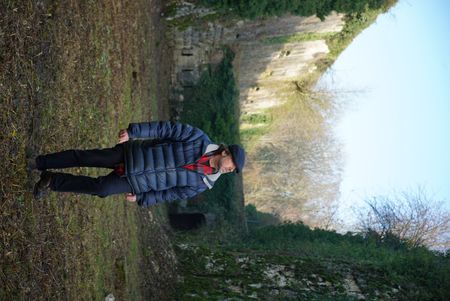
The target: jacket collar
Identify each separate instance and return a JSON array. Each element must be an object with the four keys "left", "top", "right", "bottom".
[{"left": 202, "top": 144, "right": 222, "bottom": 188}]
